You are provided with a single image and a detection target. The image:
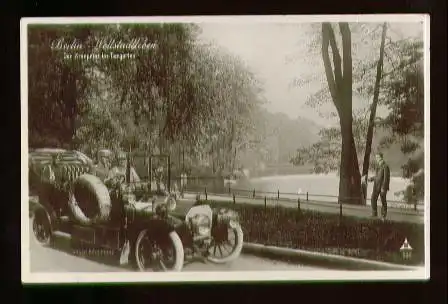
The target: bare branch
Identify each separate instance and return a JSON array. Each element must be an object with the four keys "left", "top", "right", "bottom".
[
  {"left": 326, "top": 24, "right": 344, "bottom": 89},
  {"left": 339, "top": 22, "right": 353, "bottom": 109},
  {"left": 321, "top": 23, "right": 340, "bottom": 110}
]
